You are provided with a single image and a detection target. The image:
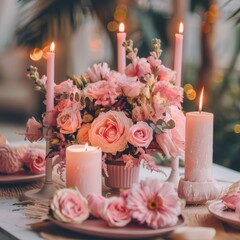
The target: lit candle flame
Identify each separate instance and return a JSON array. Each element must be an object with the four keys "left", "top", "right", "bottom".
[
  {"left": 50, "top": 42, "right": 55, "bottom": 52},
  {"left": 199, "top": 87, "right": 204, "bottom": 113},
  {"left": 119, "top": 22, "right": 125, "bottom": 32},
  {"left": 179, "top": 22, "right": 184, "bottom": 34},
  {"left": 84, "top": 143, "right": 88, "bottom": 152}
]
